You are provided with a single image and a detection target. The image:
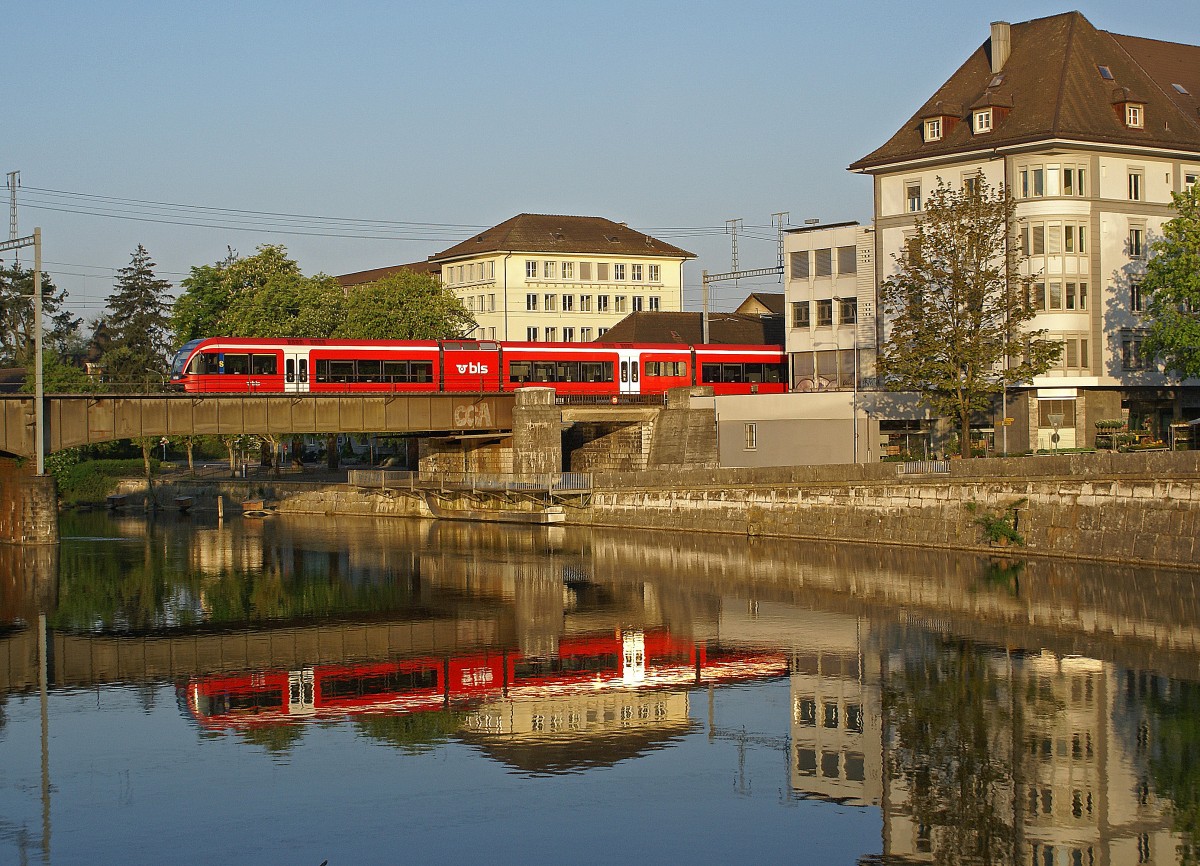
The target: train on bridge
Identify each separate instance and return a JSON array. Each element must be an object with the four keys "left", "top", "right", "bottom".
[{"left": 169, "top": 337, "right": 787, "bottom": 398}]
